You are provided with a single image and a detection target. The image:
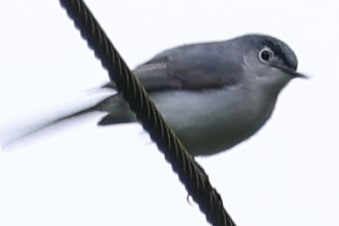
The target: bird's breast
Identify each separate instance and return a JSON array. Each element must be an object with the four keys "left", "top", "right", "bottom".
[{"left": 150, "top": 86, "right": 277, "bottom": 156}]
